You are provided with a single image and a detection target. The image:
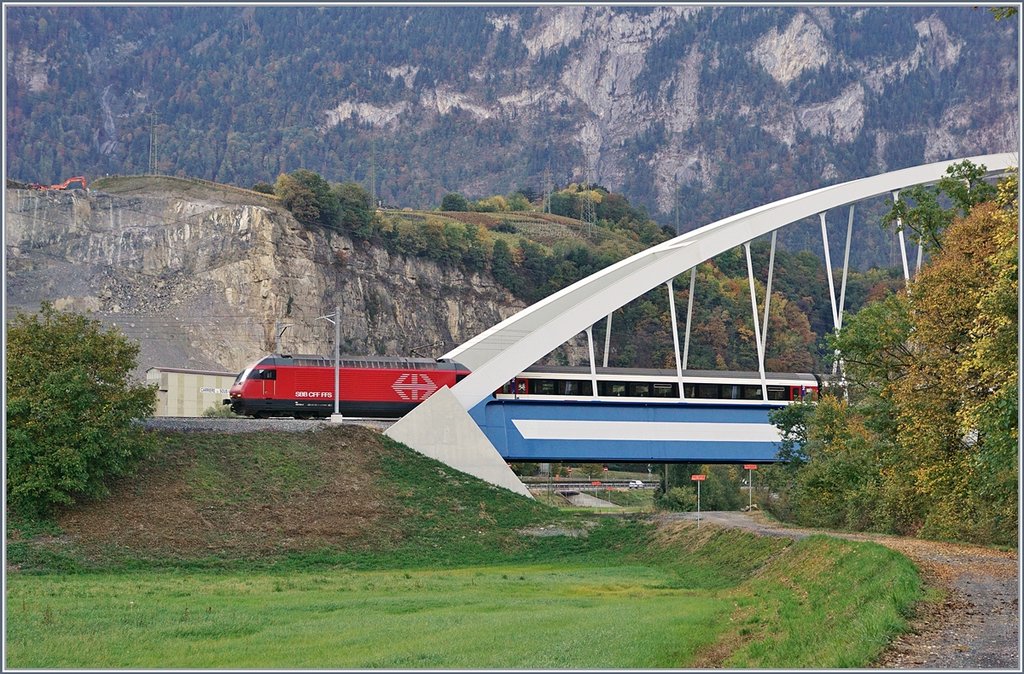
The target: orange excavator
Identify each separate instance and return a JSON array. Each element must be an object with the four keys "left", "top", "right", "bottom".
[{"left": 29, "top": 176, "right": 87, "bottom": 191}]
